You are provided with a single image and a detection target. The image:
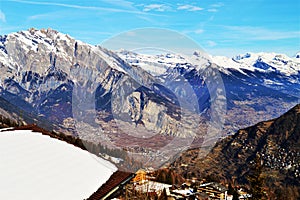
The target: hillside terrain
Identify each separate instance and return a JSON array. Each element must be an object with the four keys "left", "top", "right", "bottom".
[{"left": 172, "top": 104, "right": 300, "bottom": 199}]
